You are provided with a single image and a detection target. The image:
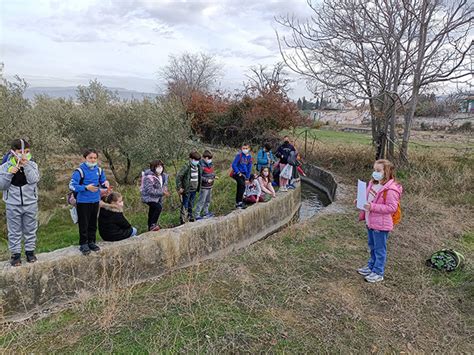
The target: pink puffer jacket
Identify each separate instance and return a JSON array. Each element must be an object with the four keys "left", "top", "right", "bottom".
[{"left": 359, "top": 179, "right": 403, "bottom": 232}]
